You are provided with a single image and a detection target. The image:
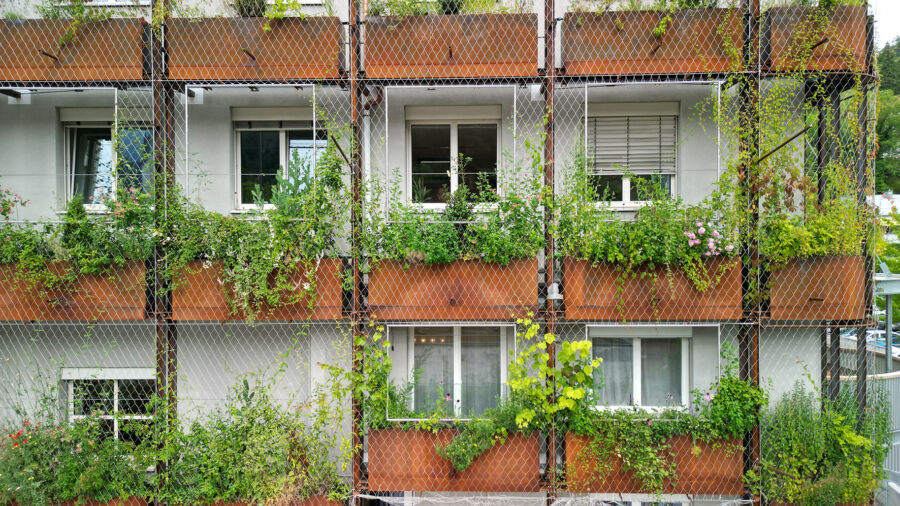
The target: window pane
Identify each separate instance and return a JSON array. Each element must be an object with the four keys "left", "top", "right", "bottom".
[
  {"left": 413, "top": 327, "right": 454, "bottom": 414},
  {"left": 411, "top": 125, "right": 451, "bottom": 203},
  {"left": 630, "top": 174, "right": 672, "bottom": 201},
  {"left": 457, "top": 124, "right": 497, "bottom": 196},
  {"left": 120, "top": 419, "right": 148, "bottom": 446},
  {"left": 592, "top": 338, "right": 633, "bottom": 406},
  {"left": 119, "top": 379, "right": 154, "bottom": 415},
  {"left": 461, "top": 327, "right": 501, "bottom": 416},
  {"left": 72, "top": 128, "right": 113, "bottom": 204},
  {"left": 641, "top": 339, "right": 682, "bottom": 406},
  {"left": 589, "top": 174, "right": 623, "bottom": 201},
  {"left": 287, "top": 129, "right": 328, "bottom": 190},
  {"left": 73, "top": 379, "right": 114, "bottom": 416},
  {"left": 240, "top": 130, "right": 280, "bottom": 204},
  {"left": 116, "top": 128, "right": 153, "bottom": 193}
]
